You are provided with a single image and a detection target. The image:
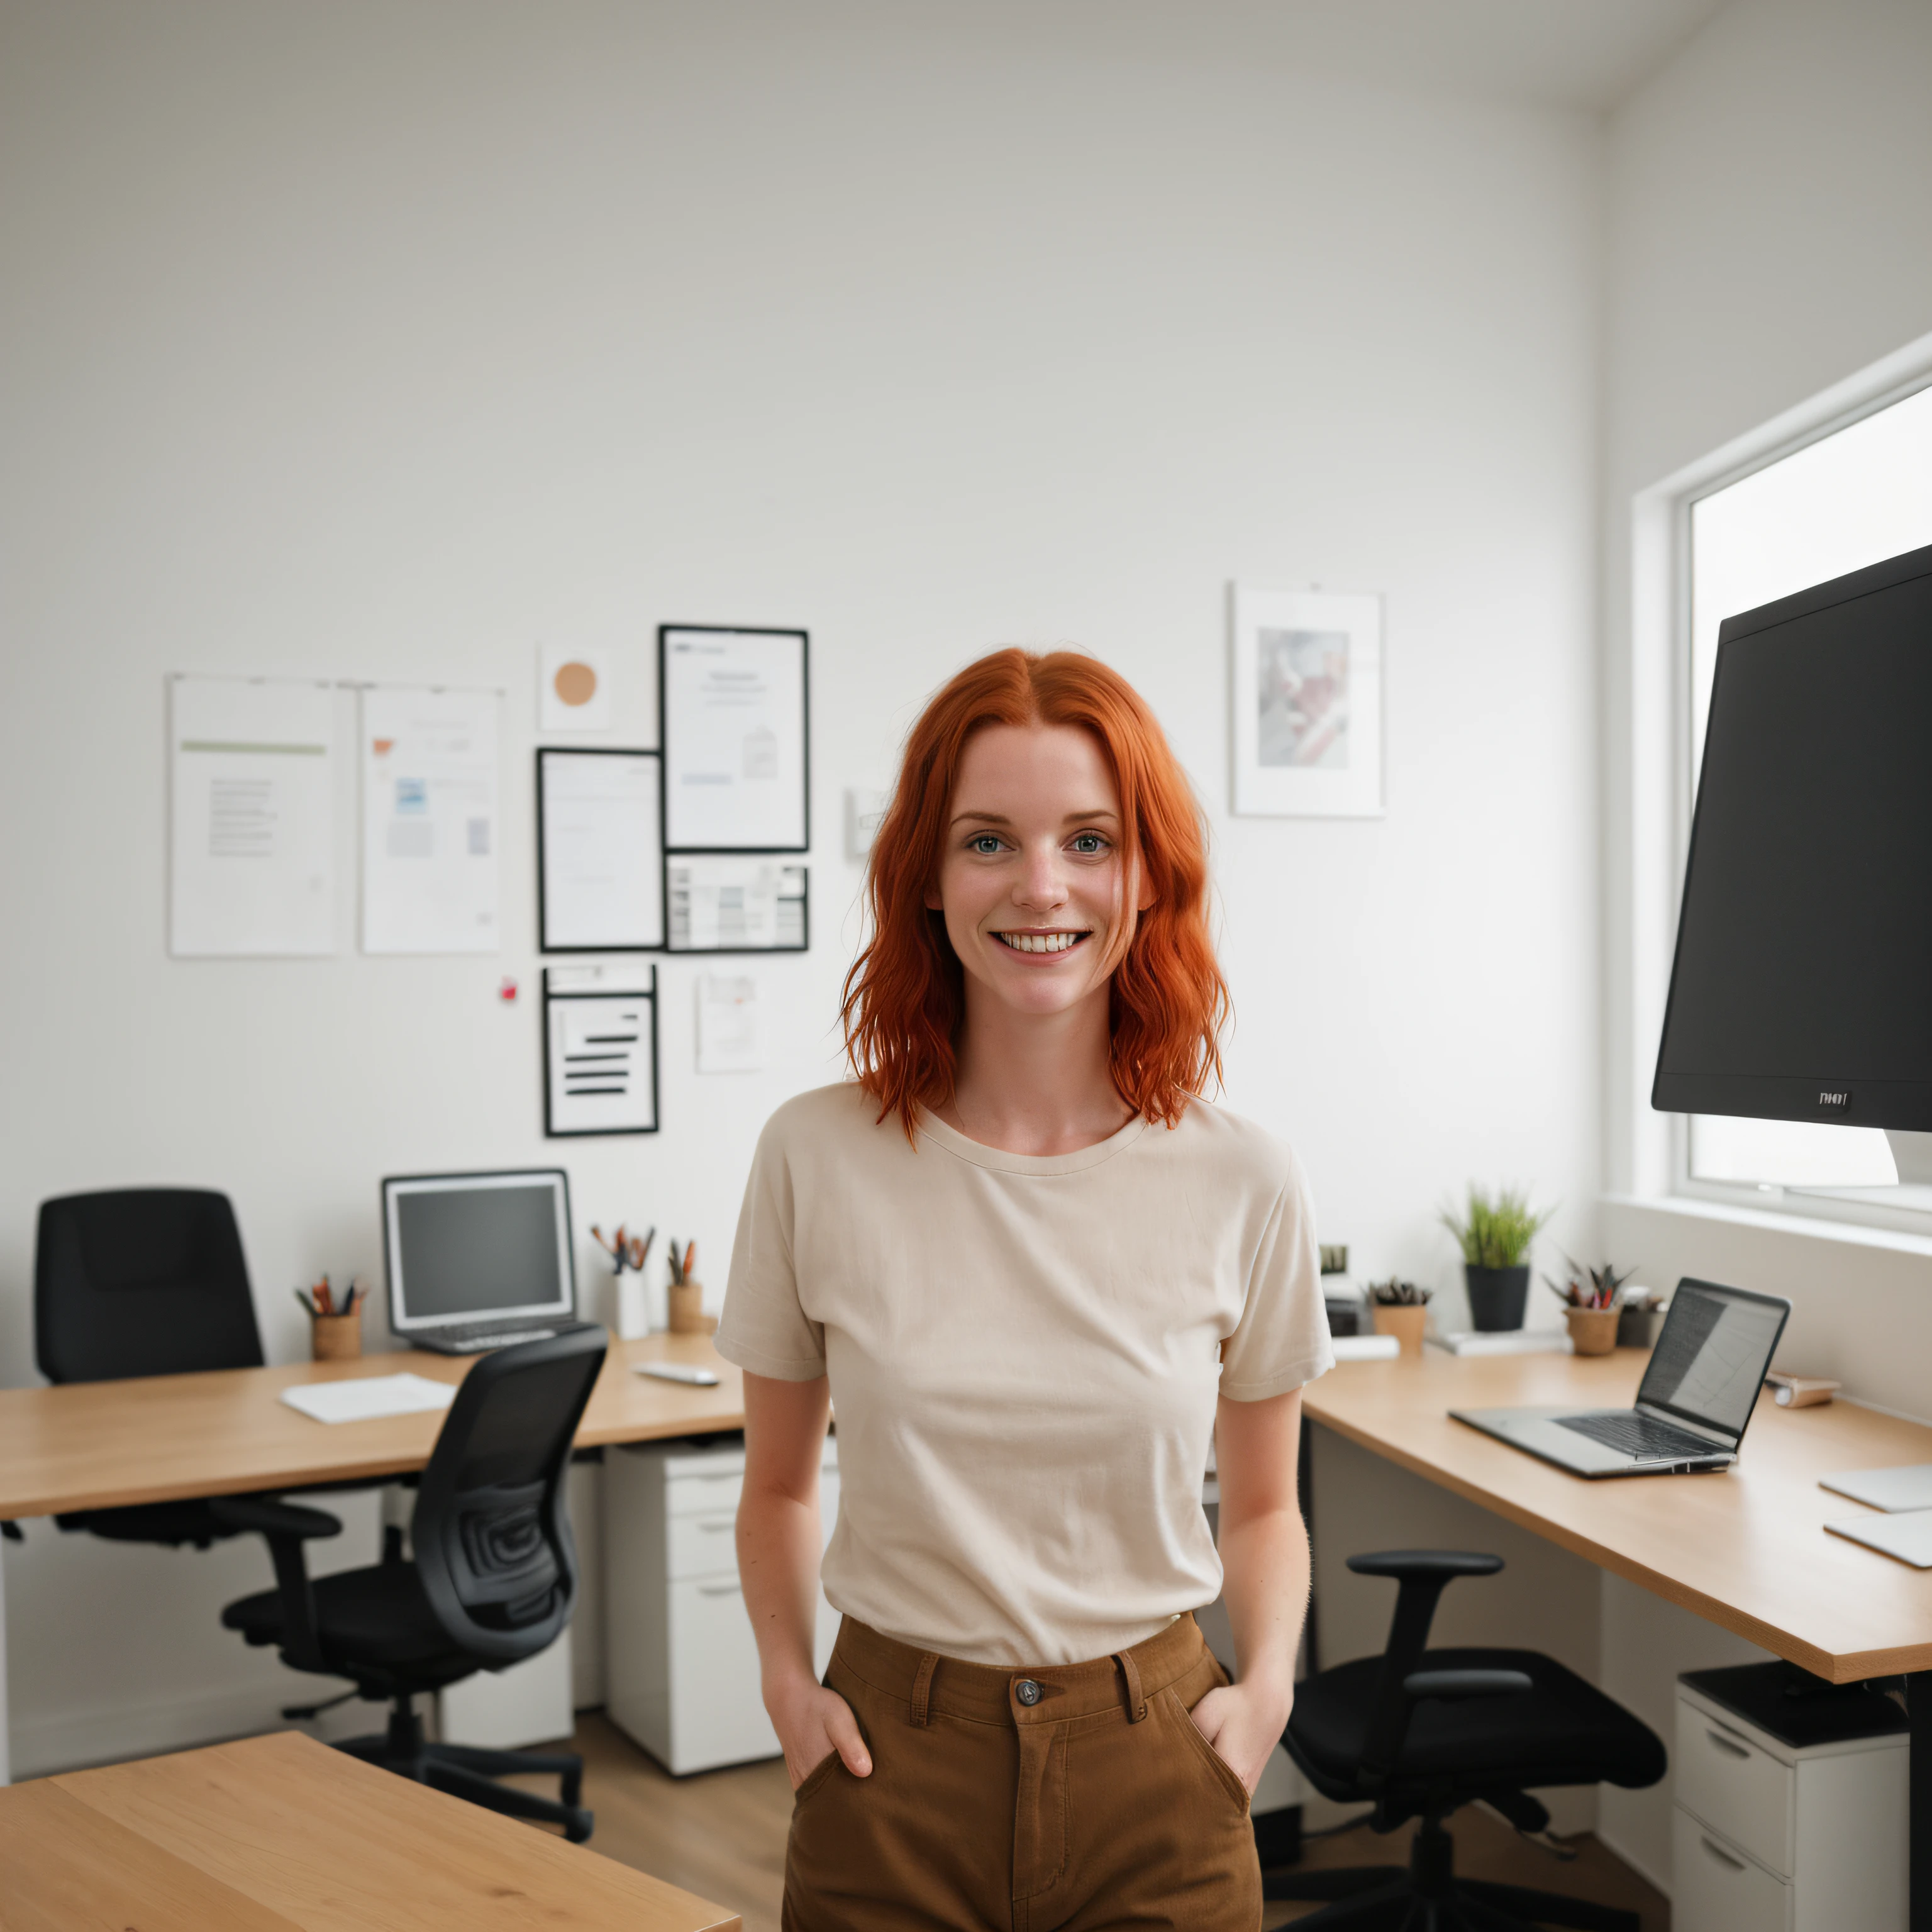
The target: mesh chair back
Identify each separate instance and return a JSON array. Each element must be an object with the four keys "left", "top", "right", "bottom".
[
  {"left": 35, "top": 1189, "right": 265, "bottom": 1384},
  {"left": 413, "top": 1325, "right": 608, "bottom": 1664}
]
